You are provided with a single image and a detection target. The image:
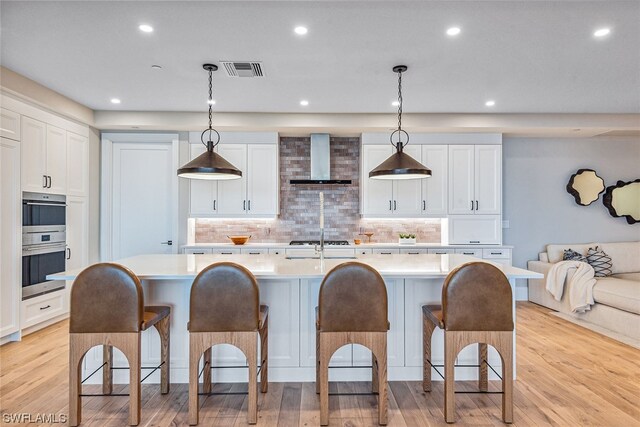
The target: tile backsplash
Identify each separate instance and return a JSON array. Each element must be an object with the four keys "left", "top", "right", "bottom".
[{"left": 195, "top": 137, "right": 441, "bottom": 243}]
